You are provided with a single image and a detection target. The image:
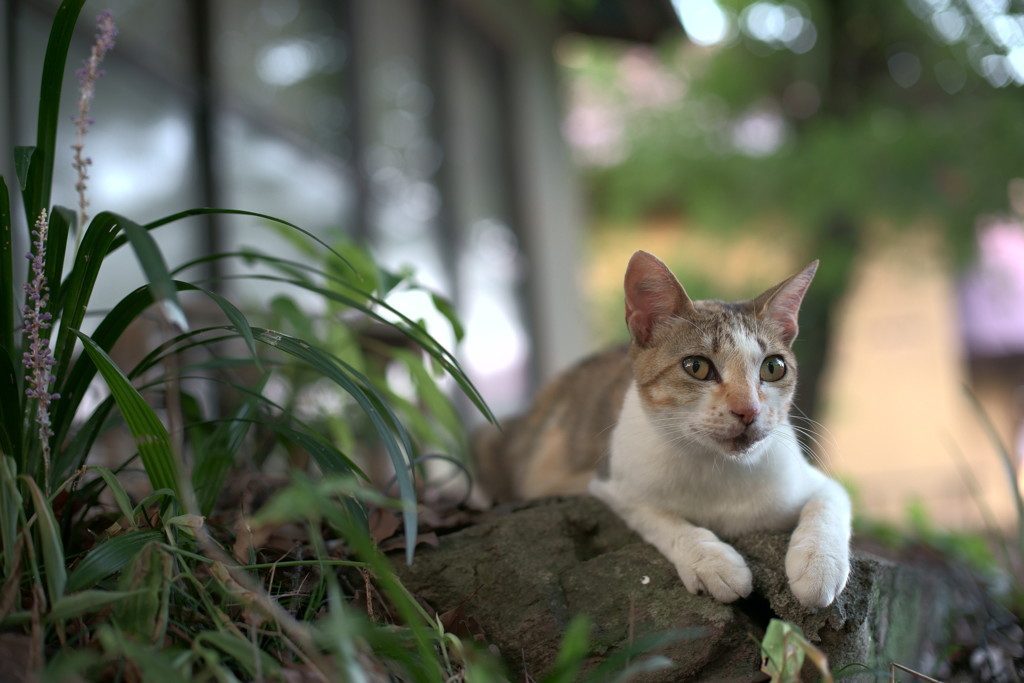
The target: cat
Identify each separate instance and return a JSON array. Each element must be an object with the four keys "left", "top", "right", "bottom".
[{"left": 473, "top": 250, "right": 851, "bottom": 608}]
